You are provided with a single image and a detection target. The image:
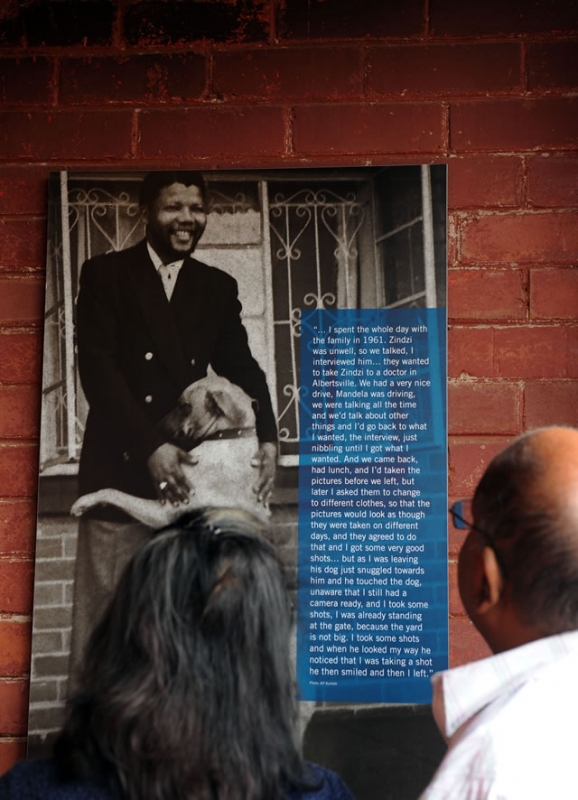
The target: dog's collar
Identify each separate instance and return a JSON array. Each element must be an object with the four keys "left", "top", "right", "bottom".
[
  {"left": 171, "top": 427, "right": 257, "bottom": 452},
  {"left": 202, "top": 426, "right": 256, "bottom": 442}
]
